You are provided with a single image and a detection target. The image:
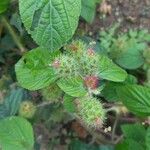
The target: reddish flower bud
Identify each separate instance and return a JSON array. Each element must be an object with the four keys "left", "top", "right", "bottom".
[
  {"left": 95, "top": 117, "right": 103, "bottom": 127},
  {"left": 69, "top": 44, "right": 78, "bottom": 52},
  {"left": 52, "top": 60, "right": 60, "bottom": 68},
  {"left": 84, "top": 76, "right": 99, "bottom": 90},
  {"left": 87, "top": 48, "right": 95, "bottom": 56}
]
